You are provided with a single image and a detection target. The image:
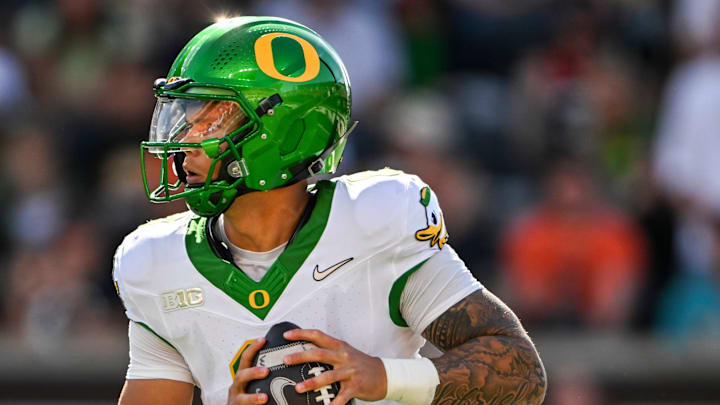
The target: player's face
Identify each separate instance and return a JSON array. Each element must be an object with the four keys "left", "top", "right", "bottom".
[
  {"left": 170, "top": 100, "right": 246, "bottom": 183},
  {"left": 181, "top": 143, "right": 217, "bottom": 184}
]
